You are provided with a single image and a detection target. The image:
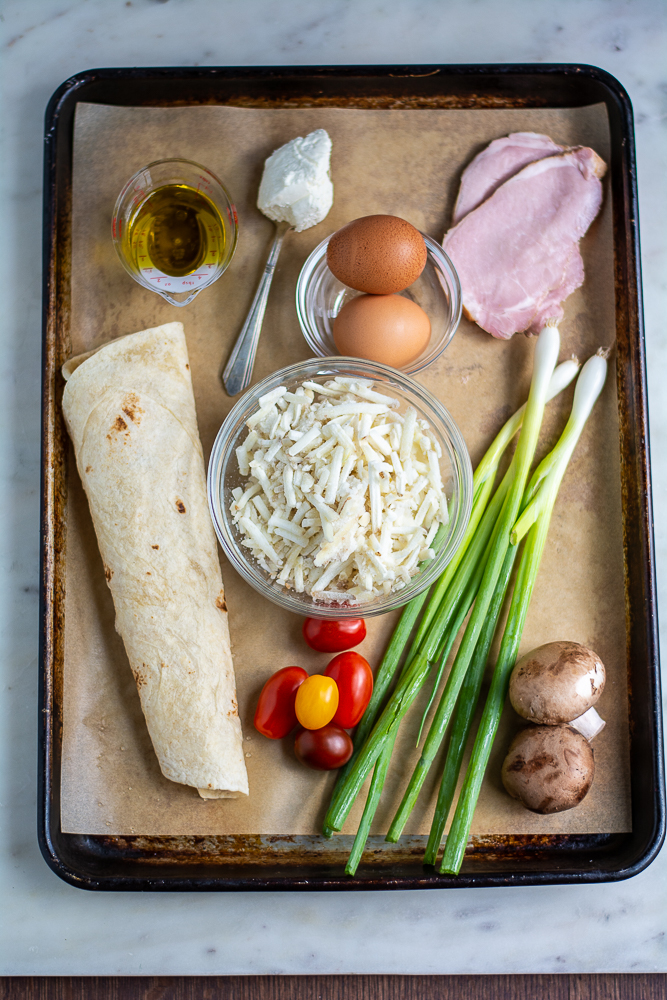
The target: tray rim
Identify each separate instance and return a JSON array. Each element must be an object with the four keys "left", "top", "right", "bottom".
[{"left": 39, "top": 61, "right": 665, "bottom": 891}]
